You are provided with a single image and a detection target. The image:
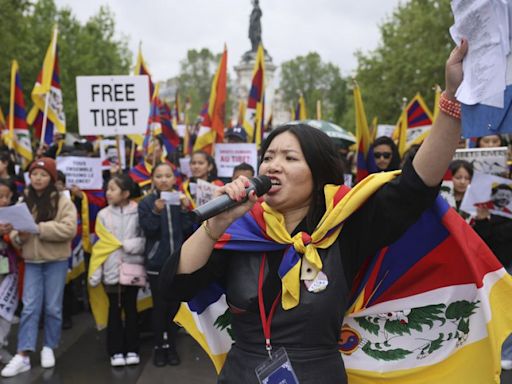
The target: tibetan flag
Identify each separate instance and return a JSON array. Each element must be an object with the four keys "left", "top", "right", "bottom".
[
  {"left": 294, "top": 94, "right": 307, "bottom": 120},
  {"left": 0, "top": 108, "right": 6, "bottom": 138},
  {"left": 237, "top": 100, "right": 246, "bottom": 127},
  {"left": 143, "top": 84, "right": 161, "bottom": 157},
  {"left": 27, "top": 26, "right": 66, "bottom": 146},
  {"left": 159, "top": 100, "right": 180, "bottom": 154},
  {"left": 183, "top": 97, "right": 194, "bottom": 156},
  {"left": 134, "top": 45, "right": 155, "bottom": 99},
  {"left": 354, "top": 83, "right": 372, "bottom": 183},
  {"left": 407, "top": 86, "right": 443, "bottom": 150},
  {"left": 173, "top": 90, "right": 182, "bottom": 127},
  {"left": 395, "top": 94, "right": 433, "bottom": 156},
  {"left": 243, "top": 43, "right": 265, "bottom": 146},
  {"left": 194, "top": 47, "right": 228, "bottom": 154},
  {"left": 342, "top": 196, "right": 512, "bottom": 384},
  {"left": 7, "top": 60, "right": 32, "bottom": 164}
]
